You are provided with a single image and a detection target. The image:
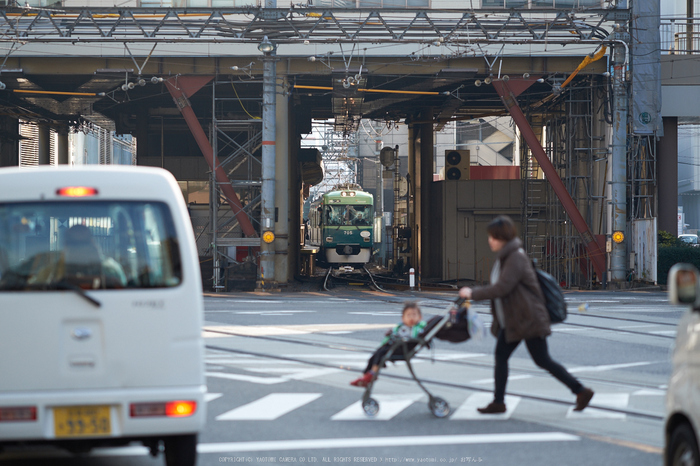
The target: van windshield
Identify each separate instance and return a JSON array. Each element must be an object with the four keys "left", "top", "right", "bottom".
[{"left": 0, "top": 201, "right": 181, "bottom": 291}]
